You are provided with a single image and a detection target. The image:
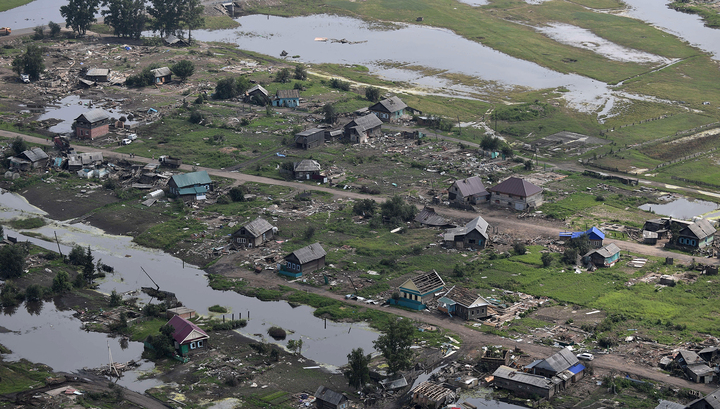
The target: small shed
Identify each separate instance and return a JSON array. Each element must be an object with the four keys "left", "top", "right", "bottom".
[
  {"left": 272, "top": 89, "right": 300, "bottom": 108},
  {"left": 583, "top": 243, "right": 621, "bottom": 267},
  {"left": 151, "top": 67, "right": 172, "bottom": 84},
  {"left": 315, "top": 386, "right": 348, "bottom": 409},
  {"left": 295, "top": 128, "right": 324, "bottom": 150},
  {"left": 74, "top": 109, "right": 110, "bottom": 140},
  {"left": 85, "top": 68, "right": 111, "bottom": 82},
  {"left": 294, "top": 159, "right": 322, "bottom": 180},
  {"left": 281, "top": 243, "right": 326, "bottom": 277},
  {"left": 167, "top": 315, "right": 209, "bottom": 356},
  {"left": 232, "top": 217, "right": 275, "bottom": 247},
  {"left": 166, "top": 307, "right": 197, "bottom": 320}
]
